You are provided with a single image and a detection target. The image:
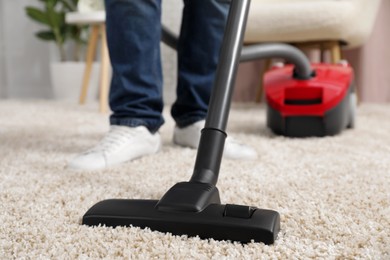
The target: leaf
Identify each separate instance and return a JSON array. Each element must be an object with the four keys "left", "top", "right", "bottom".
[
  {"left": 52, "top": 11, "right": 65, "bottom": 29},
  {"left": 35, "top": 31, "right": 56, "bottom": 41},
  {"left": 45, "top": 2, "right": 65, "bottom": 30},
  {"left": 71, "top": 0, "right": 79, "bottom": 7},
  {"left": 25, "top": 7, "right": 49, "bottom": 25},
  {"left": 59, "top": 0, "right": 77, "bottom": 11},
  {"left": 47, "top": 0, "right": 60, "bottom": 6}
]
